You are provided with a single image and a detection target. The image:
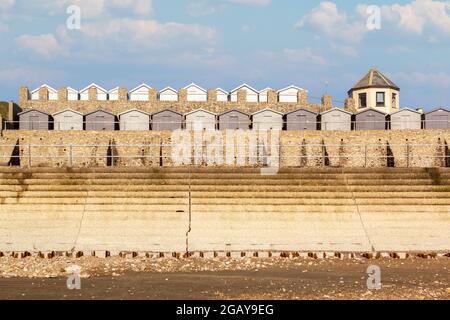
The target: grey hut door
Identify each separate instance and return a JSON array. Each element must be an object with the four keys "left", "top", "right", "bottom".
[
  {"left": 401, "top": 115, "right": 410, "bottom": 130},
  {"left": 64, "top": 115, "right": 74, "bottom": 130},
  {"left": 162, "top": 115, "right": 174, "bottom": 130},
  {"left": 154, "top": 113, "right": 180, "bottom": 130},
  {"left": 367, "top": 114, "right": 375, "bottom": 130},
  {"left": 229, "top": 115, "right": 239, "bottom": 129},
  {"left": 30, "top": 115, "right": 39, "bottom": 130},
  {"left": 331, "top": 114, "right": 341, "bottom": 130},
  {"left": 128, "top": 115, "right": 140, "bottom": 130},
  {"left": 432, "top": 114, "right": 448, "bottom": 129},
  {"left": 297, "top": 115, "right": 307, "bottom": 129},
  {"left": 95, "top": 115, "right": 106, "bottom": 130}
]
